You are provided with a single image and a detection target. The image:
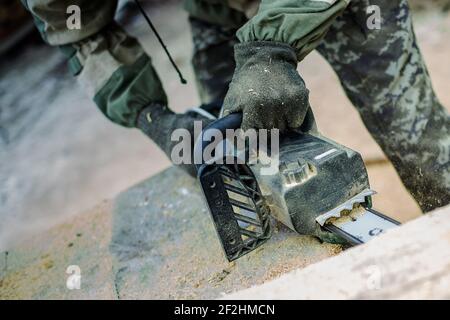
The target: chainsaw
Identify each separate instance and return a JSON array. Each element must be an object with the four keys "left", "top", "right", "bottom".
[{"left": 195, "top": 113, "right": 400, "bottom": 261}]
